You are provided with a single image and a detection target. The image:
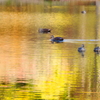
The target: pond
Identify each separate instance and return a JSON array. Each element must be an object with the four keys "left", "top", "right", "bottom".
[{"left": 0, "top": 1, "right": 100, "bottom": 100}]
